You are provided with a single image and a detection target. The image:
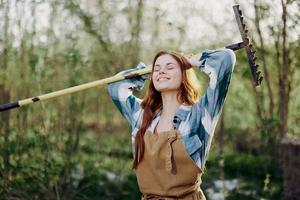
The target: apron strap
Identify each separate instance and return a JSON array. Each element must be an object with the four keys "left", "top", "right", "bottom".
[{"left": 153, "top": 119, "right": 178, "bottom": 173}]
